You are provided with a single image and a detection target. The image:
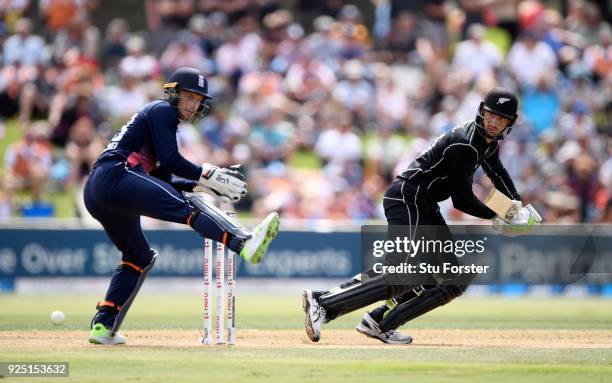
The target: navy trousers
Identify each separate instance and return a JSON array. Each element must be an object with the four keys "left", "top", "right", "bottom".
[
  {"left": 84, "top": 160, "right": 192, "bottom": 267},
  {"left": 84, "top": 159, "right": 226, "bottom": 326}
]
